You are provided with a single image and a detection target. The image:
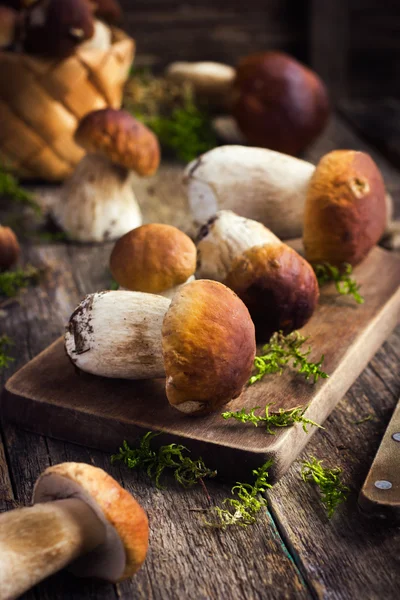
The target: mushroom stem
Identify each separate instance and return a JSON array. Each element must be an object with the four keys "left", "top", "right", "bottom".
[
  {"left": 196, "top": 210, "right": 280, "bottom": 281},
  {"left": 0, "top": 499, "right": 106, "bottom": 600},
  {"left": 54, "top": 154, "right": 142, "bottom": 242}
]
